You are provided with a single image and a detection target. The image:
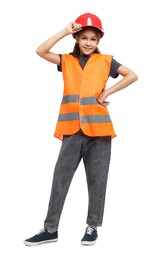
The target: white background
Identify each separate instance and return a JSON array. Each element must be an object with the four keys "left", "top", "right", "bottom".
[{"left": 0, "top": 0, "right": 157, "bottom": 259}]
